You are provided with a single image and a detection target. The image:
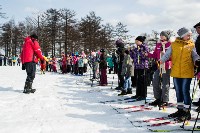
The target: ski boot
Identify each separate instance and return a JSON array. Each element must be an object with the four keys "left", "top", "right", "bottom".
[
  {"left": 115, "top": 86, "right": 121, "bottom": 90},
  {"left": 149, "top": 99, "right": 160, "bottom": 106},
  {"left": 126, "top": 88, "right": 132, "bottom": 94},
  {"left": 118, "top": 90, "right": 127, "bottom": 96},
  {"left": 23, "top": 82, "right": 31, "bottom": 94},
  {"left": 28, "top": 82, "right": 36, "bottom": 93},
  {"left": 176, "top": 109, "right": 191, "bottom": 122},
  {"left": 168, "top": 108, "right": 184, "bottom": 118}
]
